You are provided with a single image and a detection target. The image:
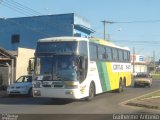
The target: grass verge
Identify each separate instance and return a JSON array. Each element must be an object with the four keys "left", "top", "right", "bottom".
[
  {"left": 125, "top": 90, "right": 160, "bottom": 110},
  {"left": 151, "top": 74, "right": 160, "bottom": 80}
]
